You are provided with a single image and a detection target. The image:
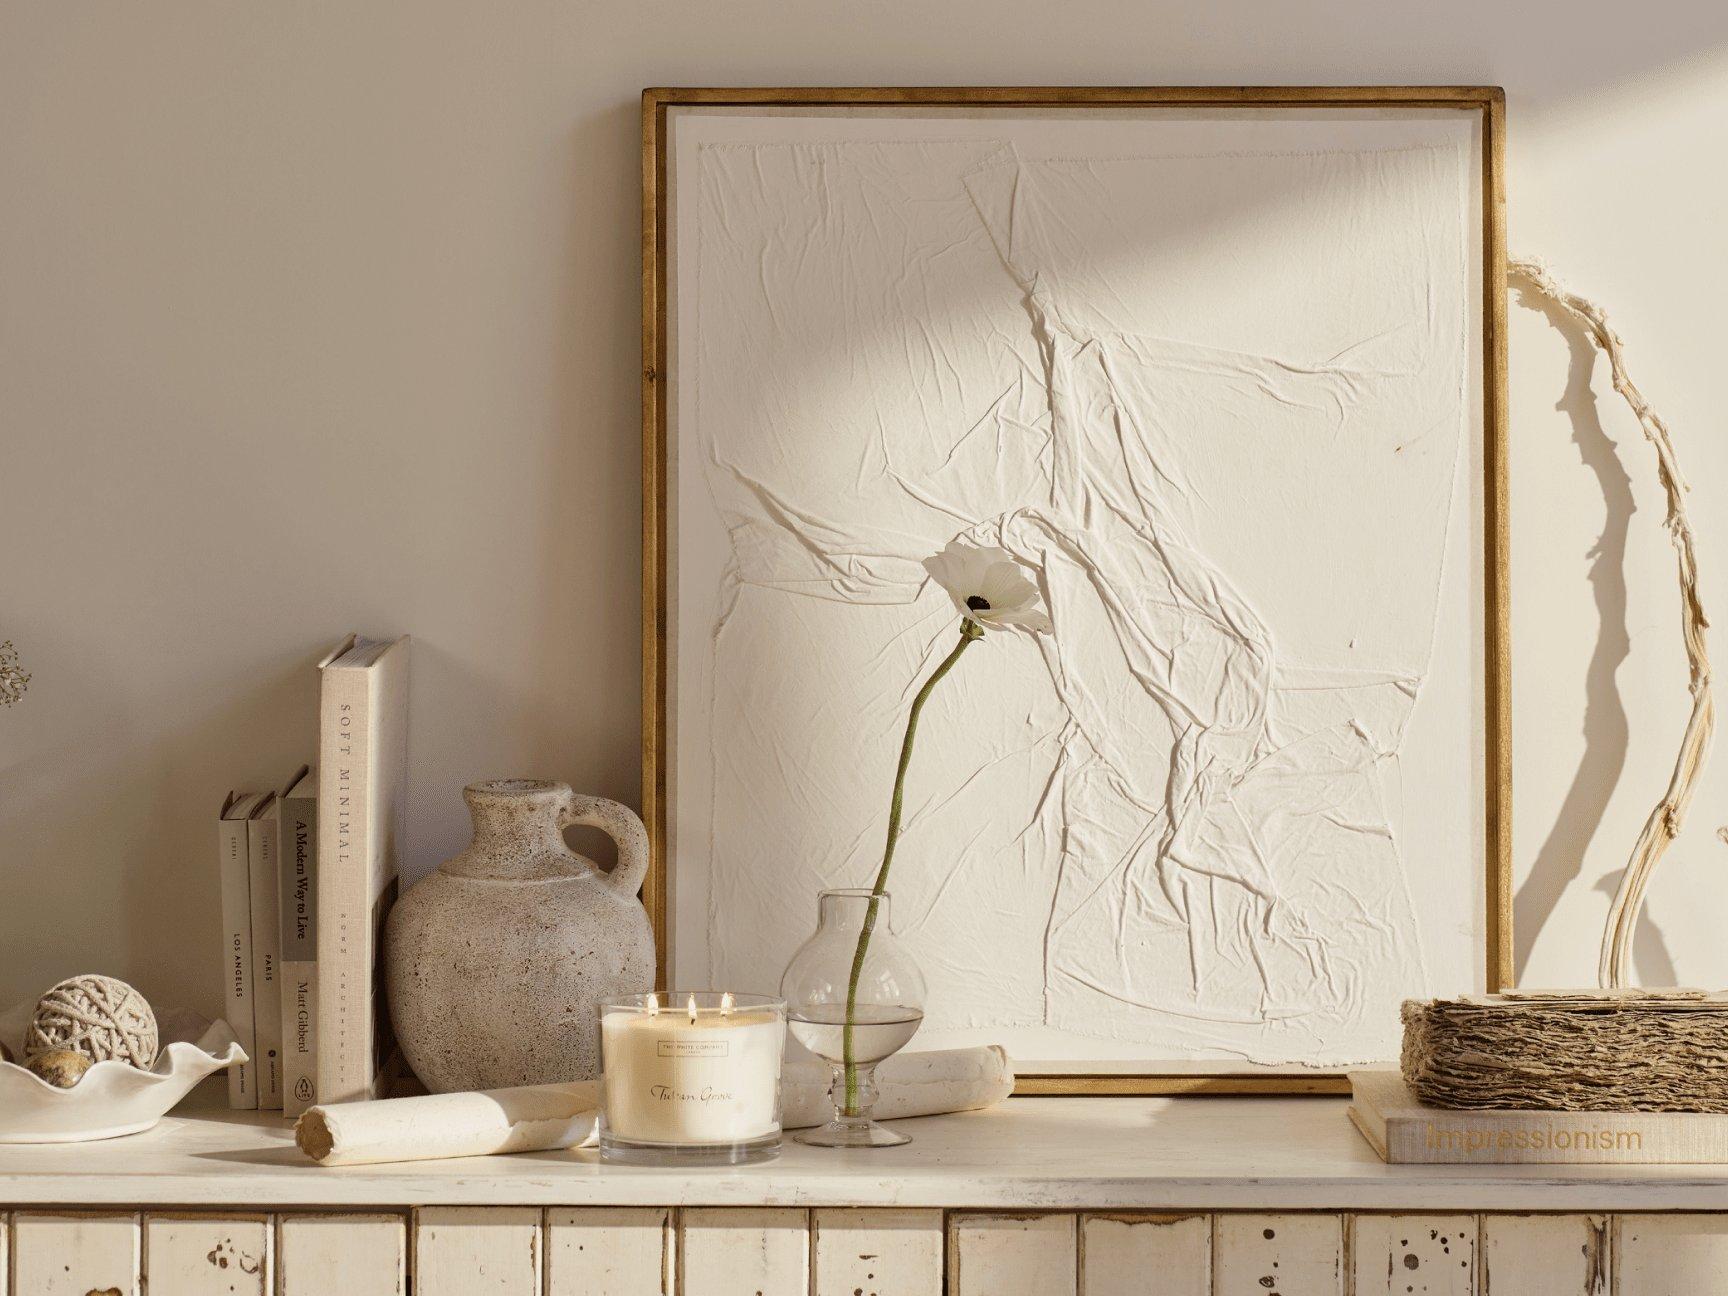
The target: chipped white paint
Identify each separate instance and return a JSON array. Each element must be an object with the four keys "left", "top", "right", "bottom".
[
  {"left": 1350, "top": 1215, "right": 1474, "bottom": 1295},
  {"left": 1212, "top": 1214, "right": 1341, "bottom": 1296},
  {"left": 949, "top": 1213, "right": 1077, "bottom": 1296},
  {"left": 1079, "top": 1213, "right": 1210, "bottom": 1296},
  {"left": 144, "top": 1213, "right": 271, "bottom": 1296},
  {"left": 1614, "top": 1214, "right": 1728, "bottom": 1293},
  {"left": 812, "top": 1207, "right": 943, "bottom": 1296},
  {"left": 276, "top": 1212, "right": 405, "bottom": 1296},
  {"left": 679, "top": 1207, "right": 809, "bottom": 1296},
  {"left": 11, "top": 1211, "right": 141, "bottom": 1295},
  {"left": 547, "top": 1207, "right": 673, "bottom": 1295},
  {"left": 414, "top": 1206, "right": 542, "bottom": 1296},
  {"left": 1479, "top": 1215, "right": 1608, "bottom": 1296}
]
